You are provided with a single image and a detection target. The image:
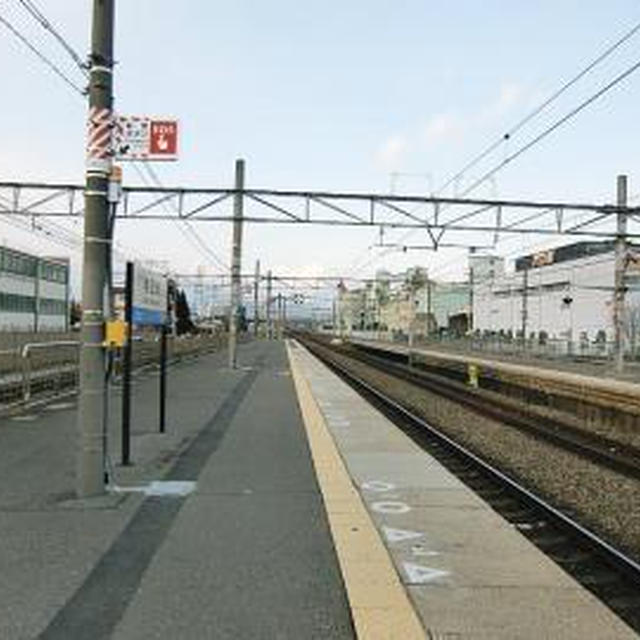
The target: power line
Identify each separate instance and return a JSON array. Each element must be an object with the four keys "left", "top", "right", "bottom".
[
  {"left": 143, "top": 164, "right": 229, "bottom": 270},
  {"left": 458, "top": 56, "right": 640, "bottom": 199},
  {"left": 132, "top": 162, "right": 229, "bottom": 271},
  {"left": 436, "top": 20, "right": 640, "bottom": 197},
  {"left": 0, "top": 11, "right": 85, "bottom": 95},
  {"left": 16, "top": 0, "right": 88, "bottom": 75}
]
